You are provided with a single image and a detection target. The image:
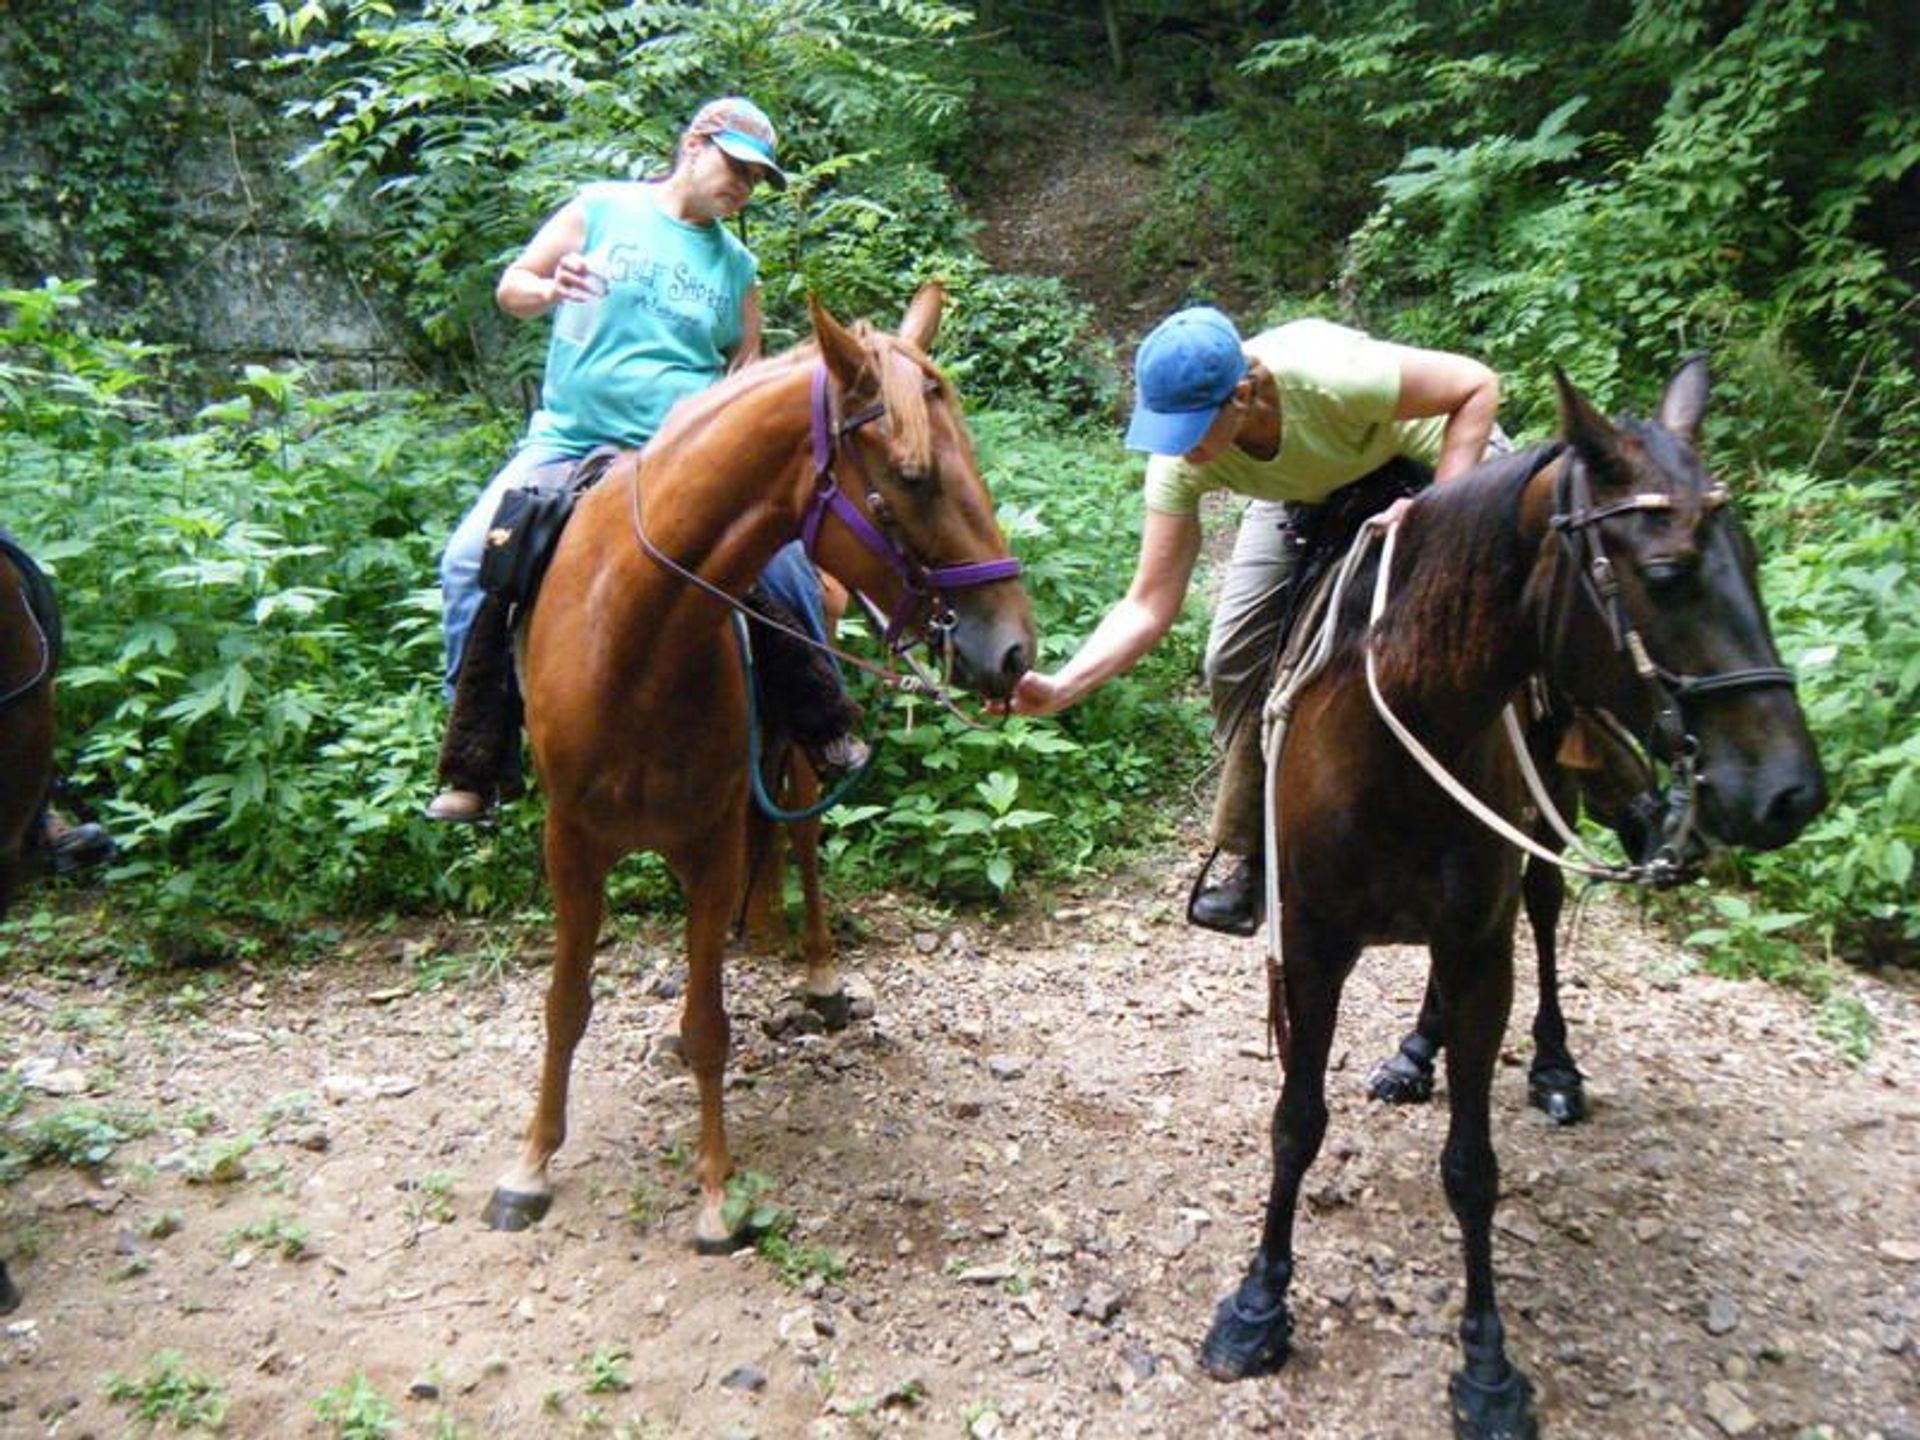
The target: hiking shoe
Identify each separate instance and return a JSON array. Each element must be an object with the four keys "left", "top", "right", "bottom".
[
  {"left": 43, "top": 814, "right": 116, "bottom": 876},
  {"left": 425, "top": 788, "right": 490, "bottom": 823},
  {"left": 1188, "top": 851, "right": 1264, "bottom": 936}
]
